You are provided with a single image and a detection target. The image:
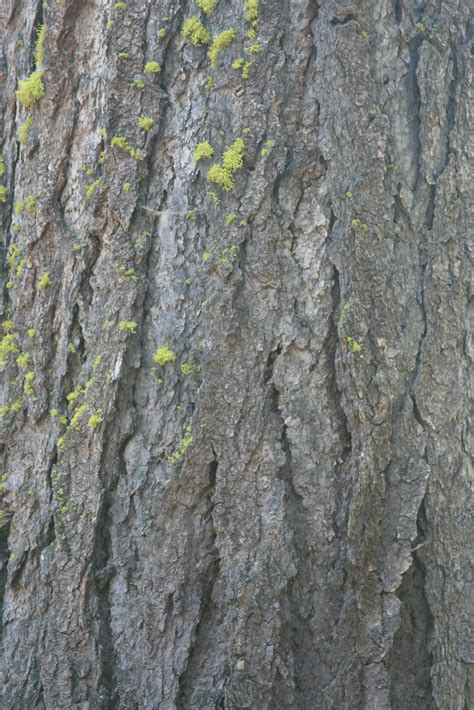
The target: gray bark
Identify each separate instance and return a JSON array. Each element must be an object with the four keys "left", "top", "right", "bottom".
[{"left": 0, "top": 0, "right": 472, "bottom": 708}]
